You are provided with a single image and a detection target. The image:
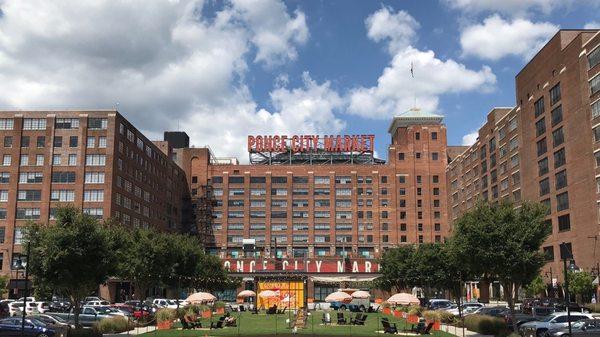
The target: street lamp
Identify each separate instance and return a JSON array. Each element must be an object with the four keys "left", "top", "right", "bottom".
[
  {"left": 560, "top": 242, "right": 578, "bottom": 337},
  {"left": 15, "top": 243, "right": 30, "bottom": 337}
]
